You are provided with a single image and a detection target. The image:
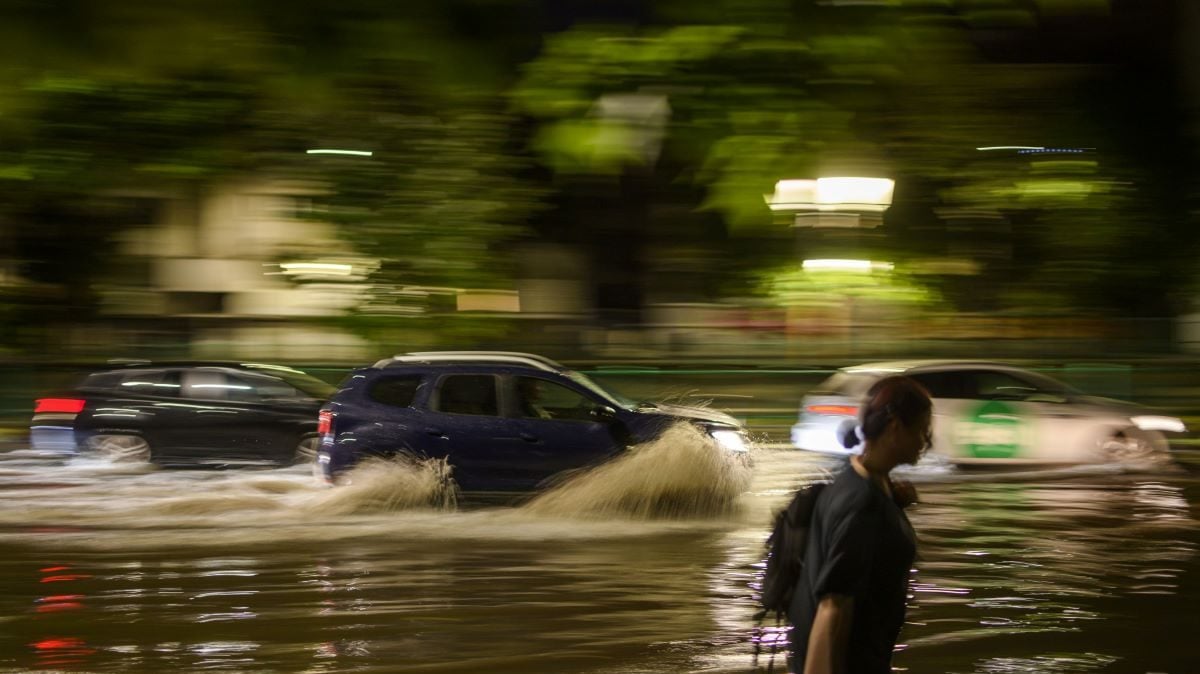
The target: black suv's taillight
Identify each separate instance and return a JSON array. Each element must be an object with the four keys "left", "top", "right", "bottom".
[
  {"left": 35, "top": 398, "right": 85, "bottom": 414},
  {"left": 317, "top": 410, "right": 333, "bottom": 435}
]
